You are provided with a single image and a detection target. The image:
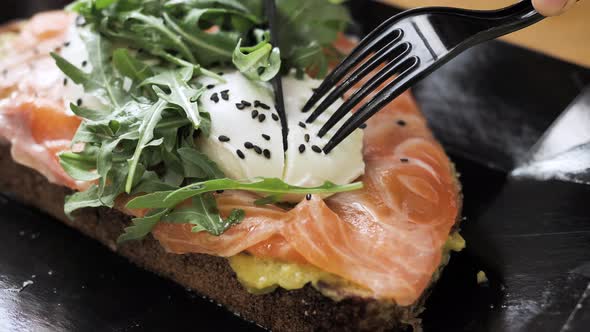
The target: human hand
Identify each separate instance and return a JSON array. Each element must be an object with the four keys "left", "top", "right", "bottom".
[{"left": 533, "top": 0, "right": 577, "bottom": 16}]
